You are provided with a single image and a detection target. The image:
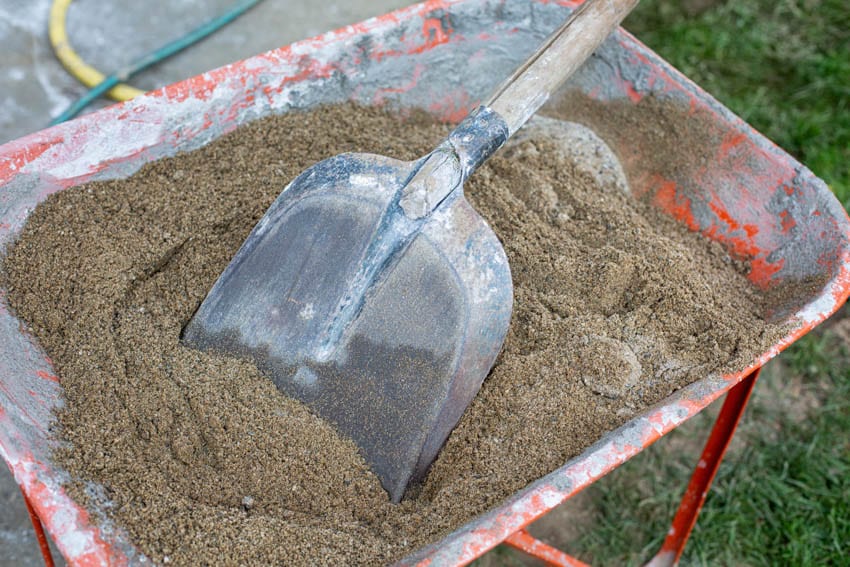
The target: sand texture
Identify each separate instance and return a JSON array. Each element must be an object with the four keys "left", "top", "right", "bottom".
[{"left": 4, "top": 104, "right": 787, "bottom": 565}]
